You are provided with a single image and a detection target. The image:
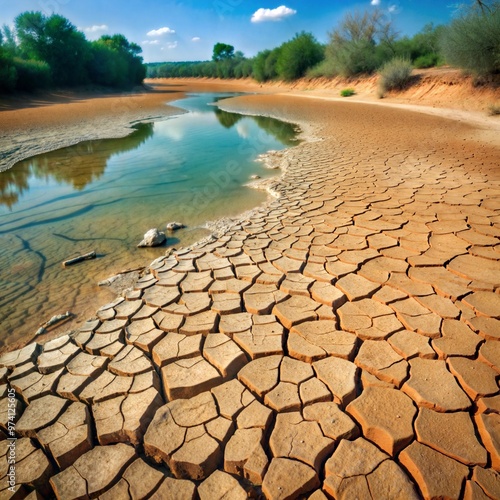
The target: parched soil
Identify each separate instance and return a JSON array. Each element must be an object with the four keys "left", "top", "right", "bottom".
[{"left": 0, "top": 76, "right": 500, "bottom": 498}]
